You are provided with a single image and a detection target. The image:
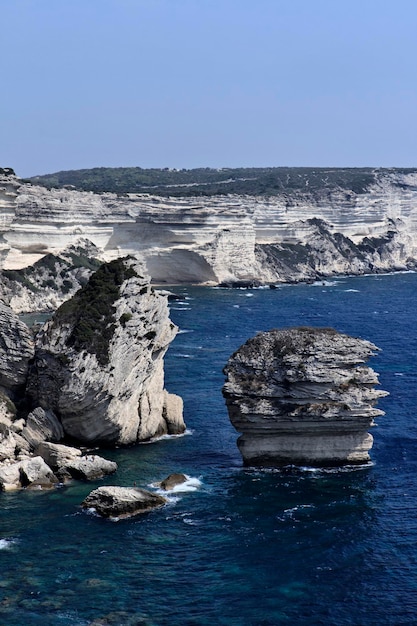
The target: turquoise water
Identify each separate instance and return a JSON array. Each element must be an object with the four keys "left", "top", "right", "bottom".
[{"left": 1, "top": 274, "right": 417, "bottom": 625}]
